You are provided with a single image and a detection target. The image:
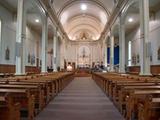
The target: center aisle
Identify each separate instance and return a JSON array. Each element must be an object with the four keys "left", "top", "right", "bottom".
[{"left": 36, "top": 77, "right": 124, "bottom": 120}]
